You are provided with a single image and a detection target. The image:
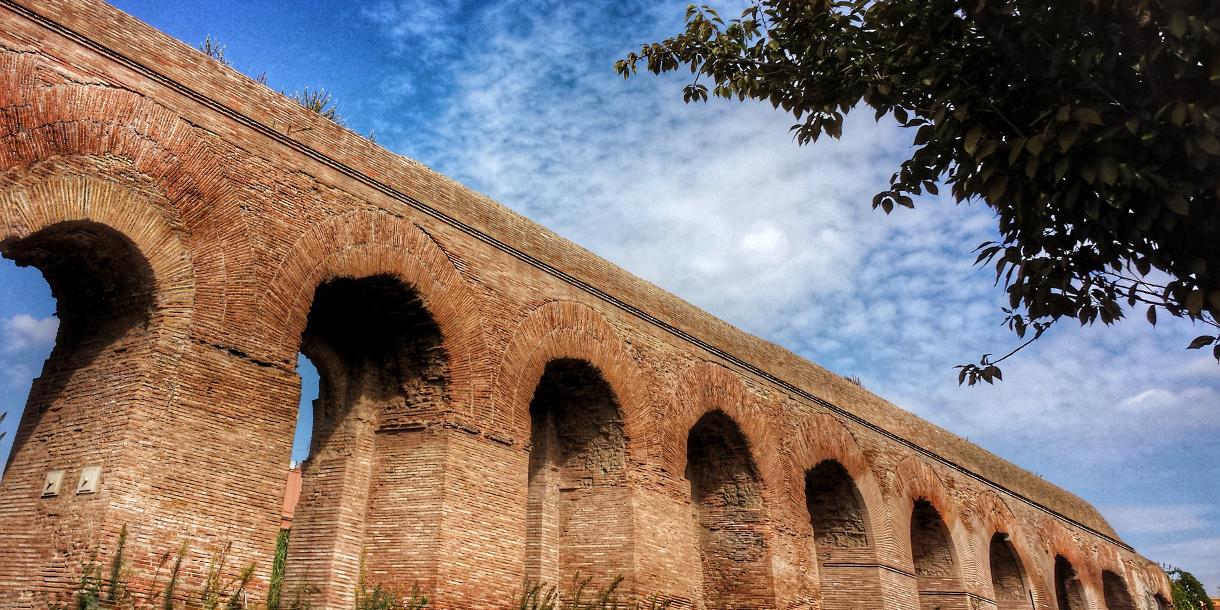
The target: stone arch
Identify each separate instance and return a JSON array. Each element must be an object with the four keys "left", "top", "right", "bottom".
[
  {"left": 893, "top": 457, "right": 961, "bottom": 527},
  {"left": 1140, "top": 564, "right": 1174, "bottom": 609},
  {"left": 523, "top": 358, "right": 633, "bottom": 591},
  {"left": 664, "top": 361, "right": 780, "bottom": 490},
  {"left": 494, "top": 300, "right": 652, "bottom": 454},
  {"left": 1054, "top": 555, "right": 1090, "bottom": 610},
  {"left": 0, "top": 174, "right": 194, "bottom": 329},
  {"left": 0, "top": 172, "right": 194, "bottom": 597},
  {"left": 989, "top": 532, "right": 1036, "bottom": 610},
  {"left": 893, "top": 457, "right": 971, "bottom": 607},
  {"left": 255, "top": 209, "right": 489, "bottom": 421},
  {"left": 687, "top": 409, "right": 777, "bottom": 609},
  {"left": 974, "top": 491, "right": 1043, "bottom": 610},
  {"left": 1038, "top": 520, "right": 1095, "bottom": 610},
  {"left": 1101, "top": 570, "right": 1136, "bottom": 610},
  {"left": 0, "top": 54, "right": 254, "bottom": 346},
  {"left": 785, "top": 414, "right": 888, "bottom": 608},
  {"left": 974, "top": 489, "right": 1018, "bottom": 538},
  {"left": 282, "top": 271, "right": 456, "bottom": 606}
]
